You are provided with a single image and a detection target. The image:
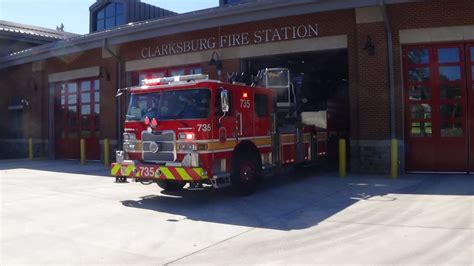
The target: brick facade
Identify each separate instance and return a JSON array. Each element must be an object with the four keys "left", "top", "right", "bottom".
[
  {"left": 0, "top": 63, "right": 49, "bottom": 158},
  {"left": 1, "top": 1, "right": 472, "bottom": 173},
  {"left": 350, "top": 21, "right": 391, "bottom": 173},
  {"left": 351, "top": 0, "right": 474, "bottom": 174}
]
